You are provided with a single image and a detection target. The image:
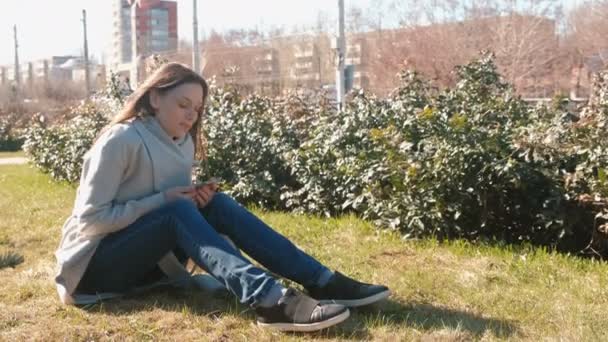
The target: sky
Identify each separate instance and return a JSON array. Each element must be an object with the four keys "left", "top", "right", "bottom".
[{"left": 0, "top": 0, "right": 584, "bottom": 66}]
